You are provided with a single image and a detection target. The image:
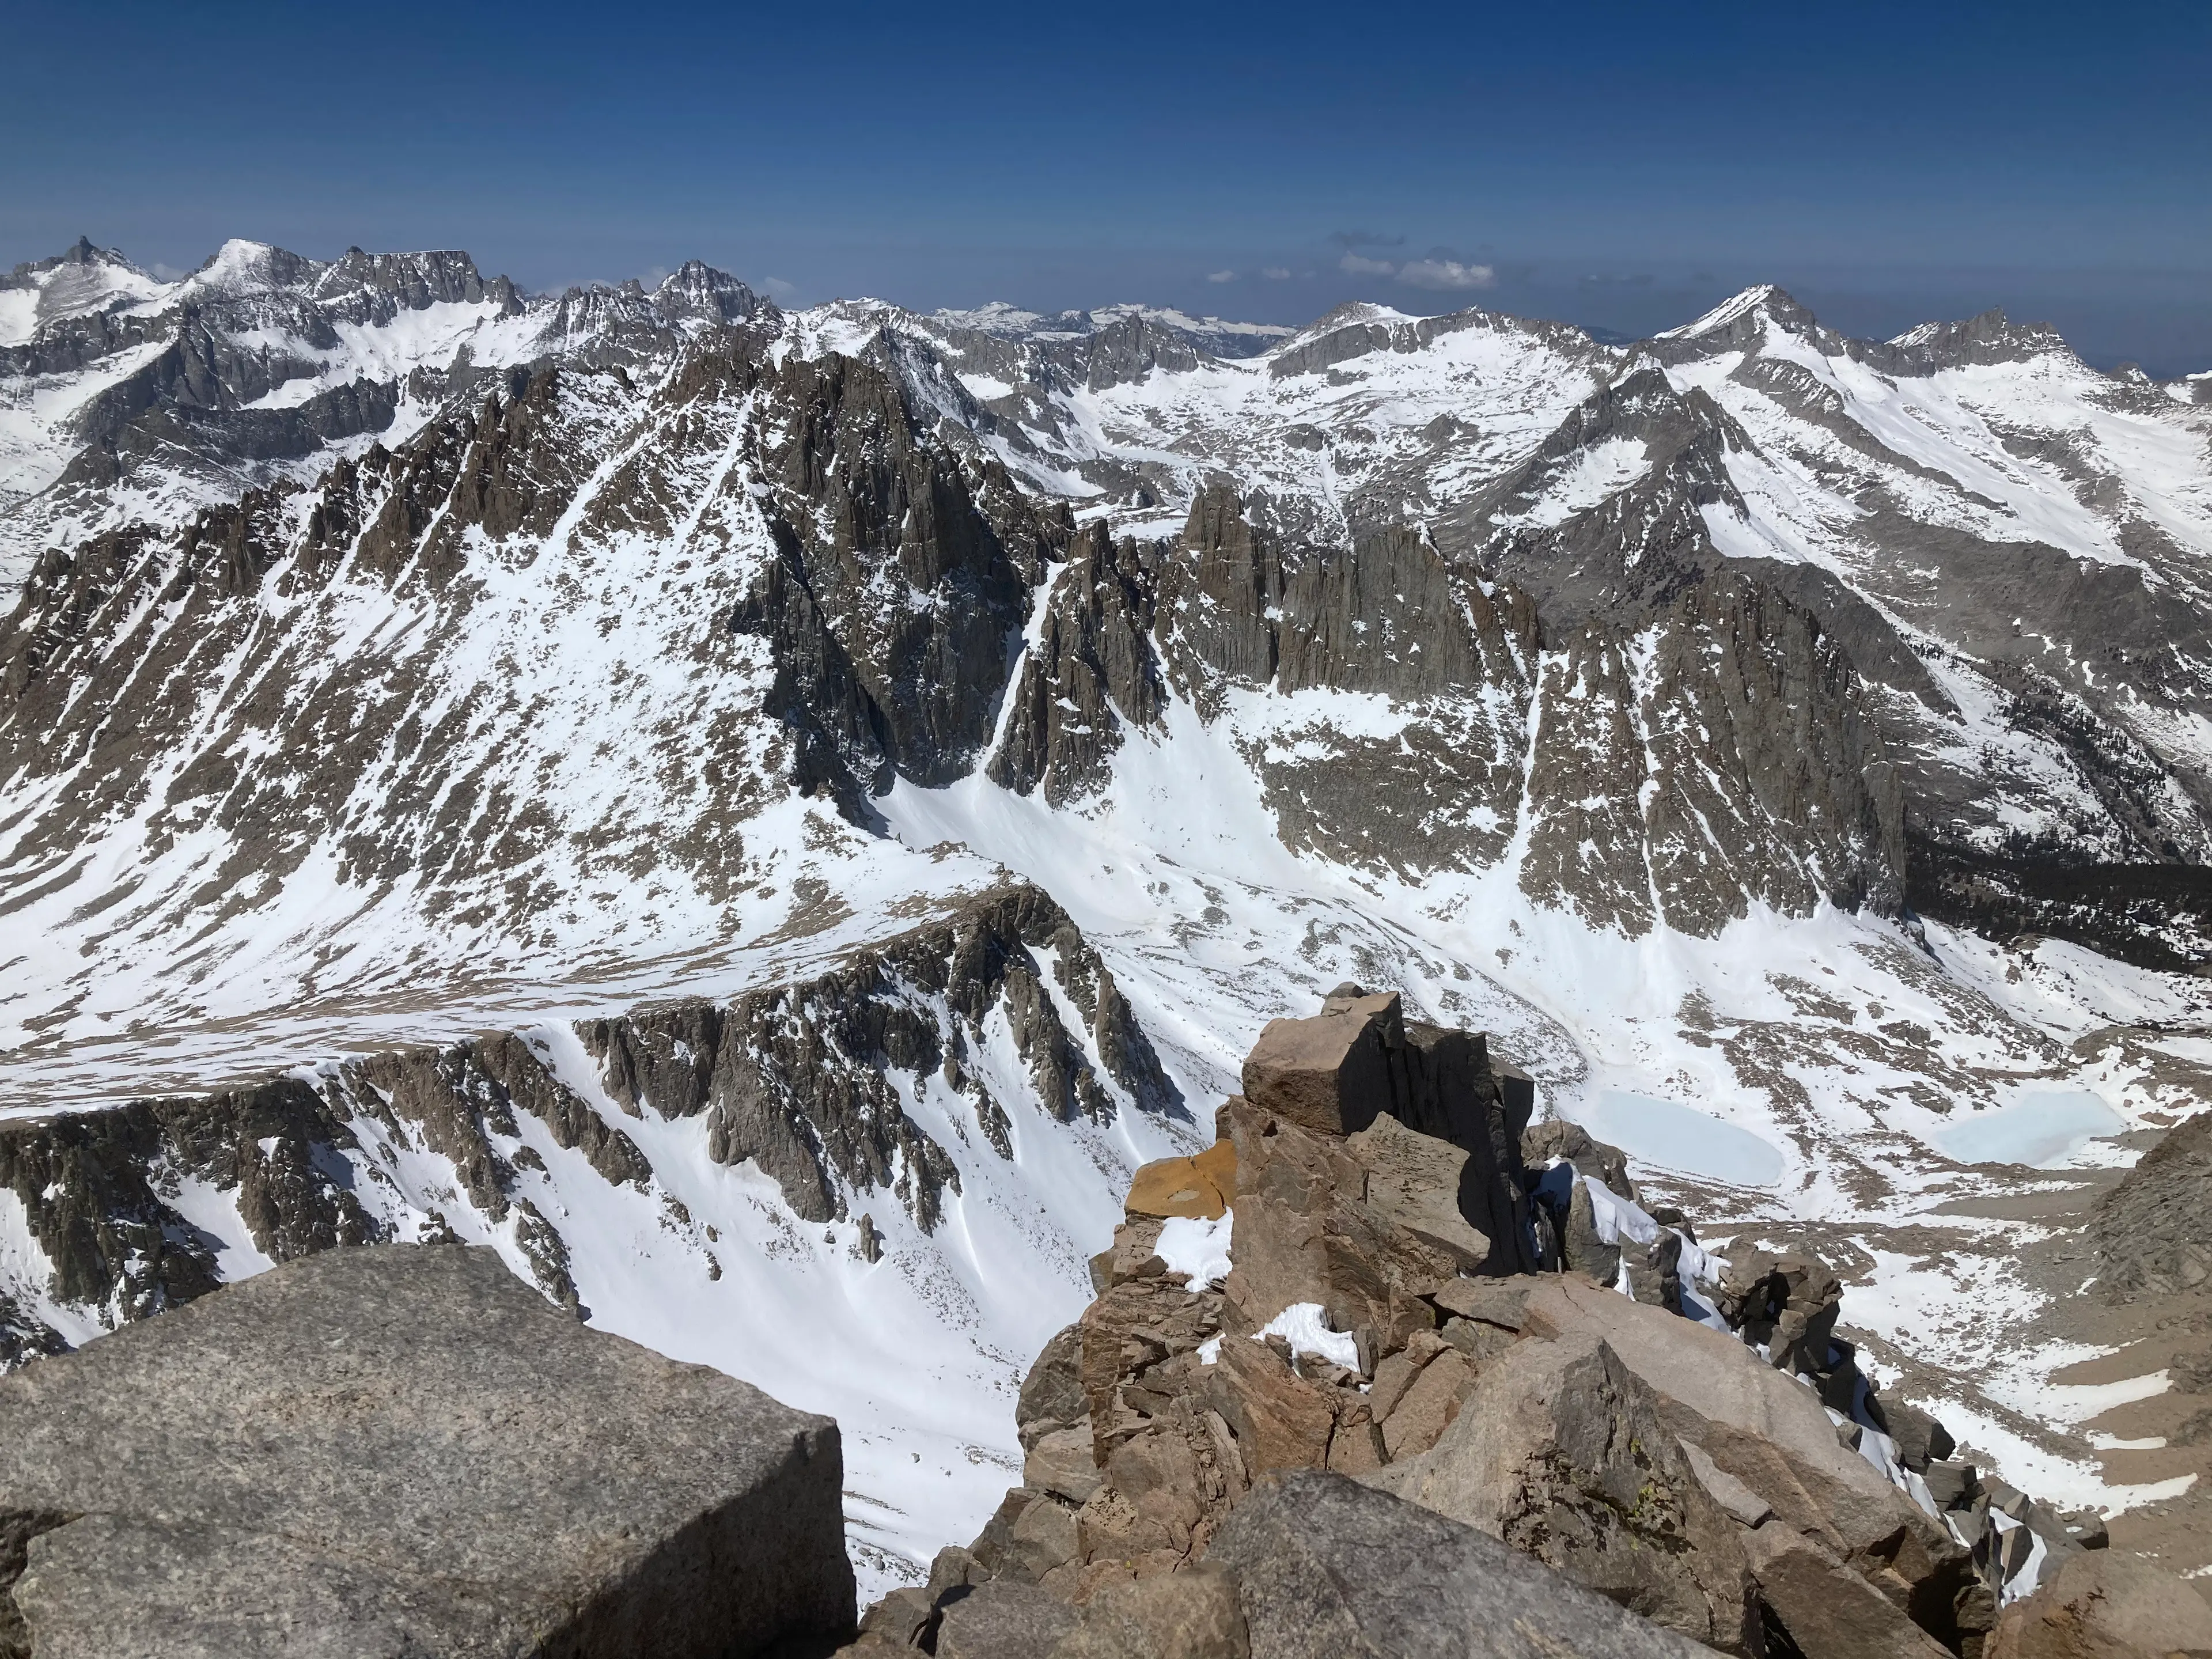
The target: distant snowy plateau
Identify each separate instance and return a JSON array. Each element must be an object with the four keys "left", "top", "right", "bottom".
[{"left": 5, "top": 236, "right": 2212, "bottom": 1591}]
